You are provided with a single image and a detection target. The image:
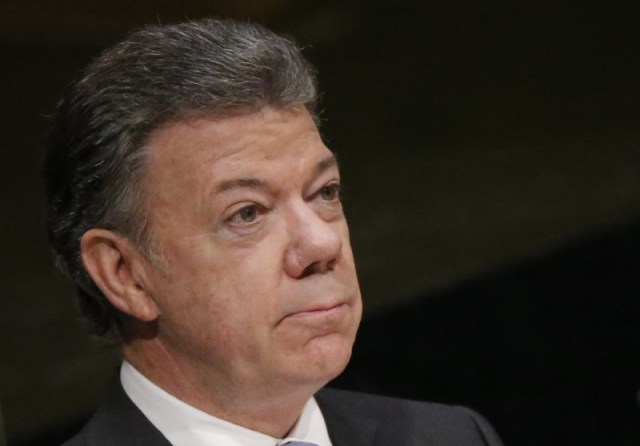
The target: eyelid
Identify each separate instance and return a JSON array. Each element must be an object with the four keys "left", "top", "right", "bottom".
[
  {"left": 313, "top": 181, "right": 341, "bottom": 200},
  {"left": 323, "top": 183, "right": 340, "bottom": 200},
  {"left": 224, "top": 203, "right": 268, "bottom": 228}
]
